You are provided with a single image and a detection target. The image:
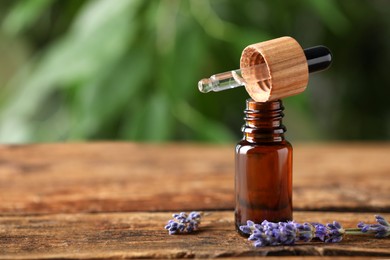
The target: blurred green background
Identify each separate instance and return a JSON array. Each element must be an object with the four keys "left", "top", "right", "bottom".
[{"left": 0, "top": 0, "right": 389, "bottom": 143}]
